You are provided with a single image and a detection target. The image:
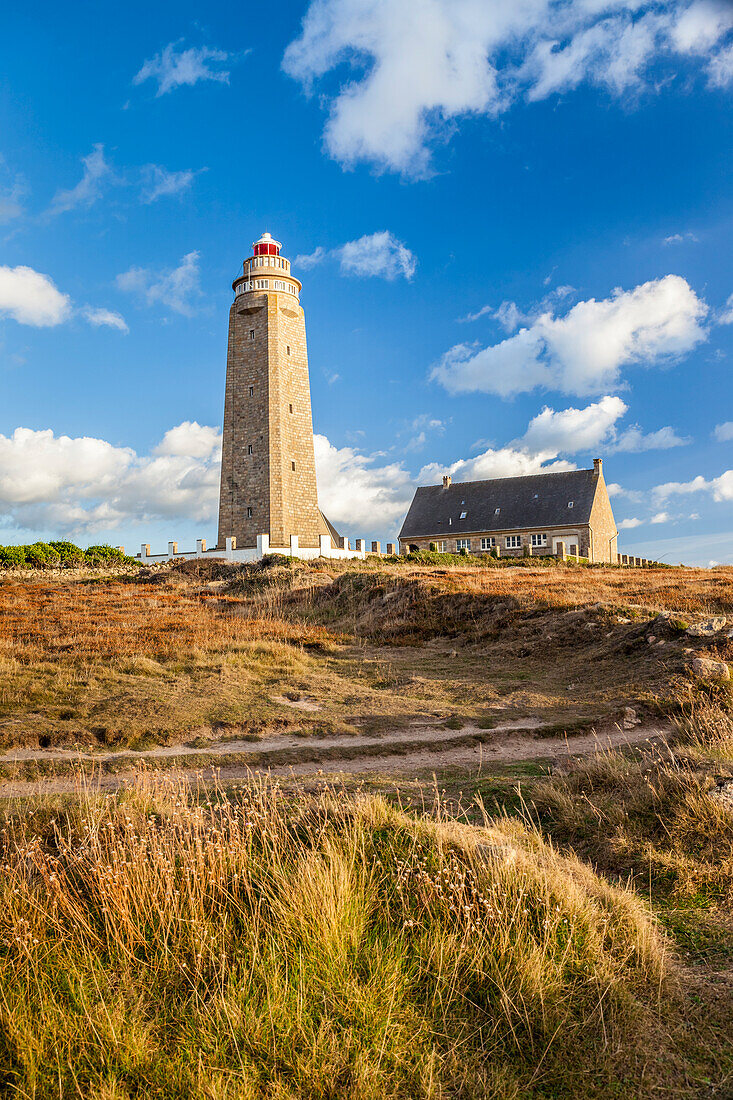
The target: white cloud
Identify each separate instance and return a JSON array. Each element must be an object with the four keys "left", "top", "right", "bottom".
[
  {"left": 654, "top": 469, "right": 733, "bottom": 503},
  {"left": 283, "top": 0, "right": 733, "bottom": 176},
  {"left": 154, "top": 421, "right": 221, "bottom": 459},
  {"left": 295, "top": 246, "right": 327, "bottom": 270},
  {"left": 519, "top": 395, "right": 627, "bottom": 453},
  {"left": 116, "top": 251, "right": 202, "bottom": 315},
  {"left": 619, "top": 517, "right": 643, "bottom": 529},
  {"left": 610, "top": 424, "right": 690, "bottom": 451},
  {"left": 339, "top": 231, "right": 416, "bottom": 279},
  {"left": 511, "top": 395, "right": 688, "bottom": 458},
  {"left": 0, "top": 423, "right": 222, "bottom": 536},
  {"left": 314, "top": 434, "right": 416, "bottom": 530},
  {"left": 713, "top": 421, "right": 733, "bottom": 442},
  {"left": 0, "top": 265, "right": 72, "bottom": 327},
  {"left": 50, "top": 145, "right": 113, "bottom": 214},
  {"left": 133, "top": 42, "right": 231, "bottom": 96},
  {"left": 432, "top": 275, "right": 709, "bottom": 397},
  {"left": 718, "top": 292, "right": 733, "bottom": 324},
  {"left": 81, "top": 307, "right": 129, "bottom": 333},
  {"left": 708, "top": 40, "right": 733, "bottom": 85},
  {"left": 650, "top": 511, "right": 670, "bottom": 523},
  {"left": 140, "top": 165, "right": 198, "bottom": 203},
  {"left": 402, "top": 414, "right": 445, "bottom": 452},
  {"left": 315, "top": 427, "right": 576, "bottom": 533},
  {"left": 296, "top": 232, "right": 416, "bottom": 280},
  {"left": 663, "top": 231, "right": 699, "bottom": 244}
]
